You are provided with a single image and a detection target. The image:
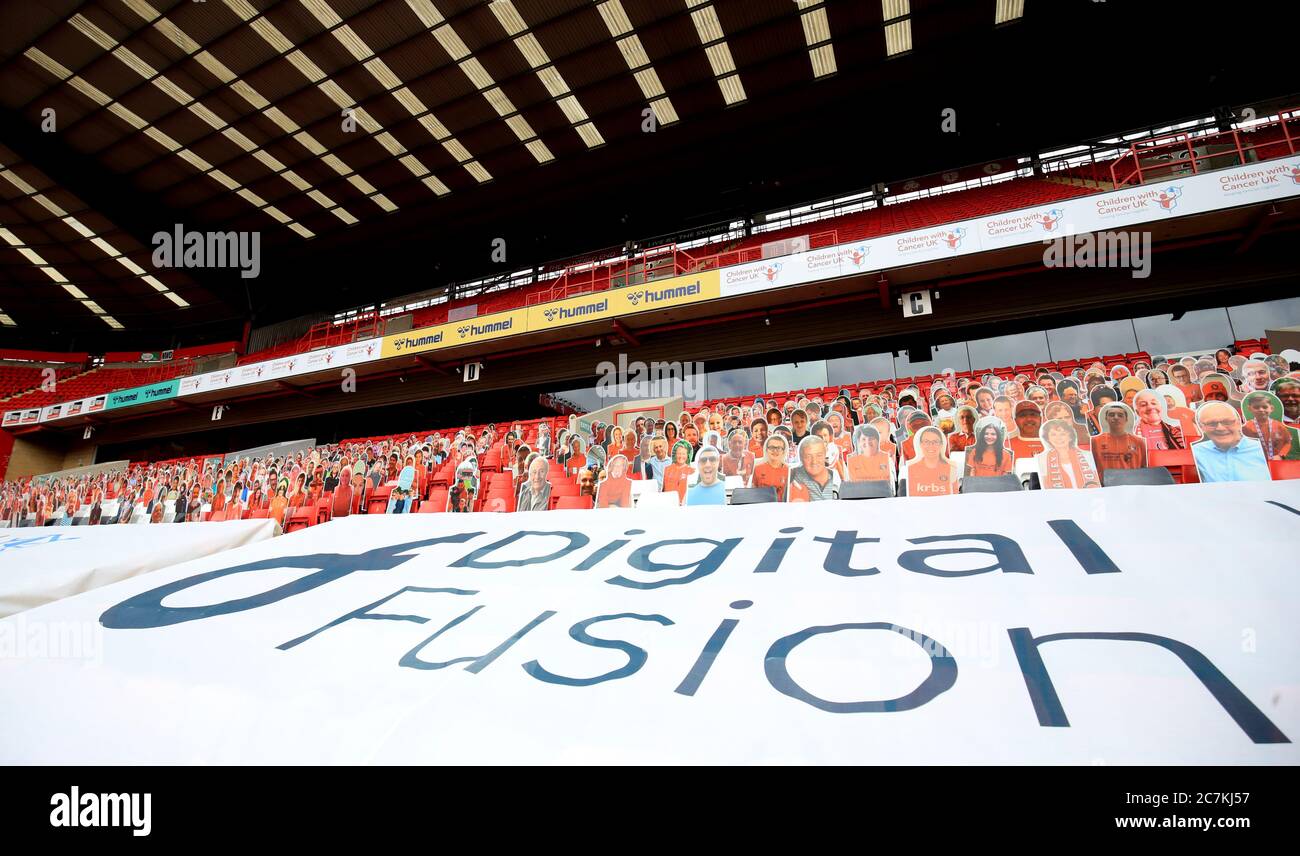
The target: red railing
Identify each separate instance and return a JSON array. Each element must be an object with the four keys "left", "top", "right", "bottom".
[
  {"left": 521, "top": 228, "right": 844, "bottom": 304},
  {"left": 1111, "top": 107, "right": 1300, "bottom": 188},
  {"left": 239, "top": 312, "right": 385, "bottom": 364}
]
